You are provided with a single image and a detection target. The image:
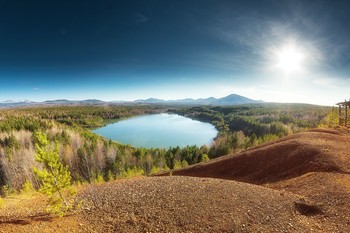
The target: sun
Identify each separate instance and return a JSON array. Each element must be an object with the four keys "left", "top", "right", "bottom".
[{"left": 276, "top": 44, "right": 304, "bottom": 73}]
